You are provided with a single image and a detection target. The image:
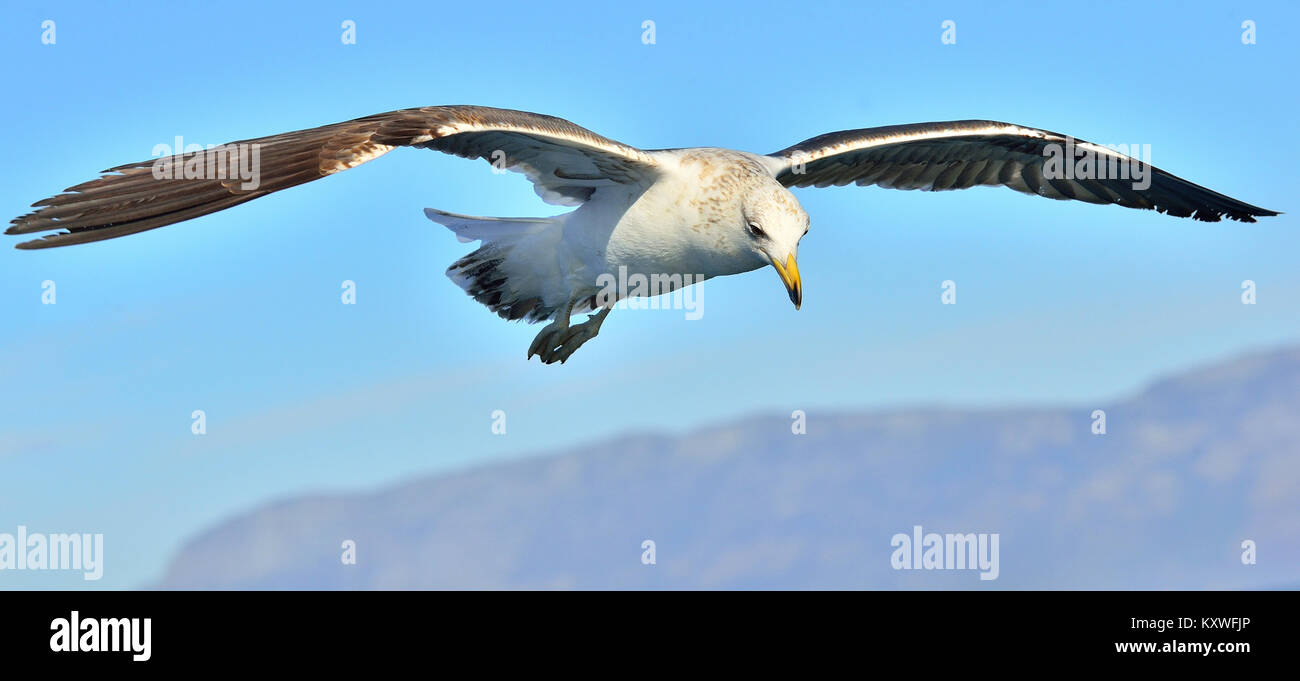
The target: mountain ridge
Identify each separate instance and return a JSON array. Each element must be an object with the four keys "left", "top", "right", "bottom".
[{"left": 153, "top": 345, "right": 1300, "bottom": 589}]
